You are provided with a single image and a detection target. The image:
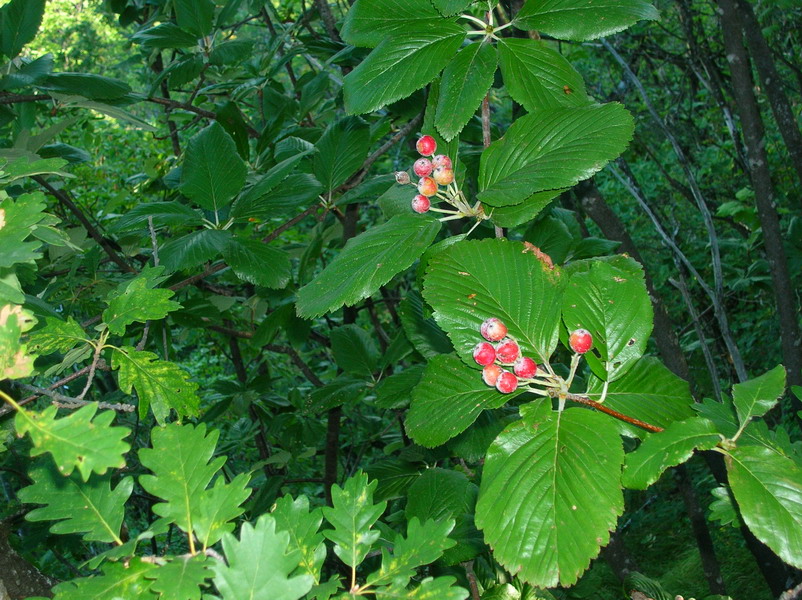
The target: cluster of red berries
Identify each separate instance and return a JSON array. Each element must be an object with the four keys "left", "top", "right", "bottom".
[
  {"left": 472, "top": 318, "right": 538, "bottom": 394},
  {"left": 394, "top": 135, "right": 455, "bottom": 214}
]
